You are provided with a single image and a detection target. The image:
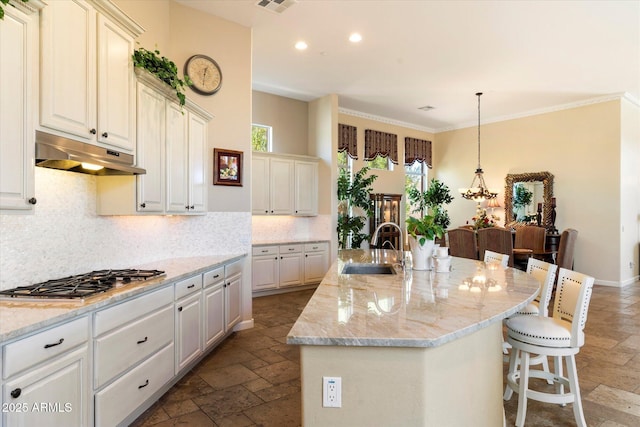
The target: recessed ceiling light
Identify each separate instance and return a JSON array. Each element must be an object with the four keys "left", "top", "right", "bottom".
[
  {"left": 295, "top": 41, "right": 308, "bottom": 50},
  {"left": 349, "top": 33, "right": 362, "bottom": 43}
]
